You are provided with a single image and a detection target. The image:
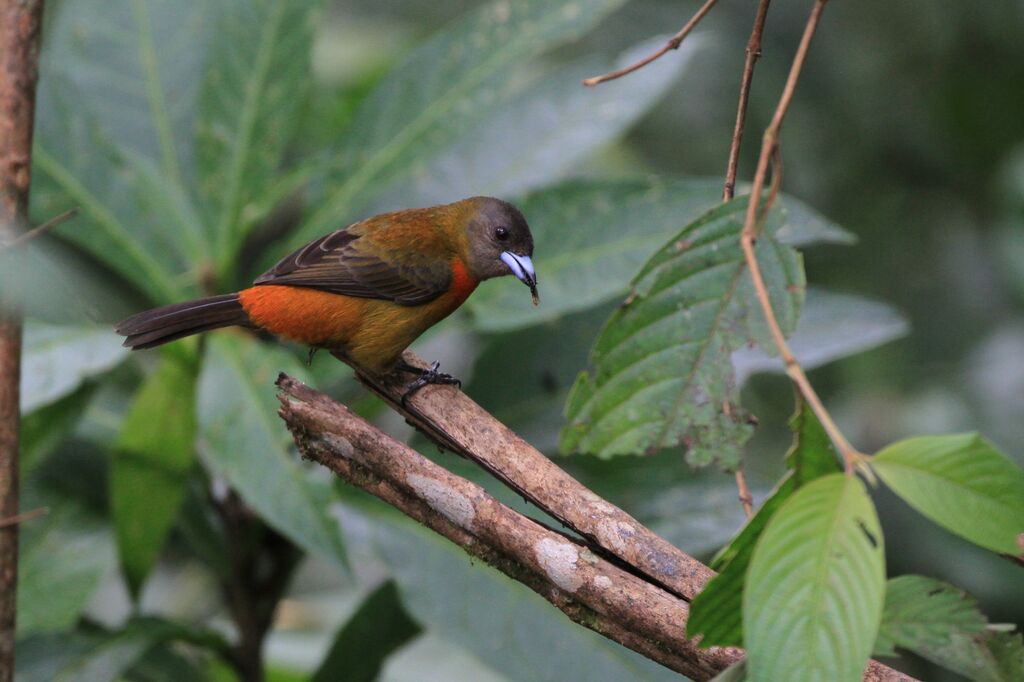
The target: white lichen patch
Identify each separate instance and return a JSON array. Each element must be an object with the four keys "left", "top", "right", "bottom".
[
  {"left": 323, "top": 434, "right": 358, "bottom": 462},
  {"left": 407, "top": 474, "right": 475, "bottom": 530},
  {"left": 535, "top": 538, "right": 583, "bottom": 593},
  {"left": 593, "top": 575, "right": 613, "bottom": 590},
  {"left": 598, "top": 519, "right": 636, "bottom": 554}
]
